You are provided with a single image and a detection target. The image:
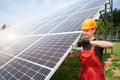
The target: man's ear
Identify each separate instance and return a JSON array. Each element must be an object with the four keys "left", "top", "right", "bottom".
[{"left": 93, "top": 28, "right": 96, "bottom": 33}]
